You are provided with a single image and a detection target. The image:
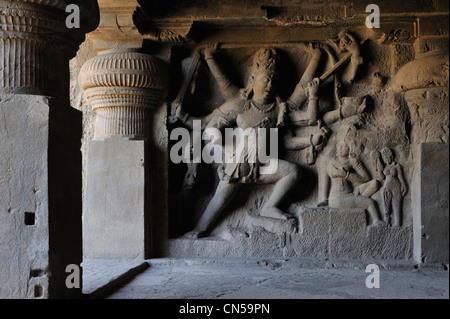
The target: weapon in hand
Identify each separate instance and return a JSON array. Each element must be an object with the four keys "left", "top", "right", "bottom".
[
  {"left": 319, "top": 51, "right": 353, "bottom": 82},
  {"left": 168, "top": 49, "right": 203, "bottom": 124}
]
